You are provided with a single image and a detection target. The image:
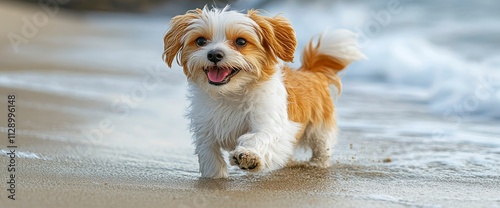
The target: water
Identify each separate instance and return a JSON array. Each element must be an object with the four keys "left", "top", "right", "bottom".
[
  {"left": 0, "top": 1, "right": 499, "bottom": 204},
  {"left": 262, "top": 2, "right": 500, "bottom": 177},
  {"left": 261, "top": 0, "right": 500, "bottom": 120}
]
